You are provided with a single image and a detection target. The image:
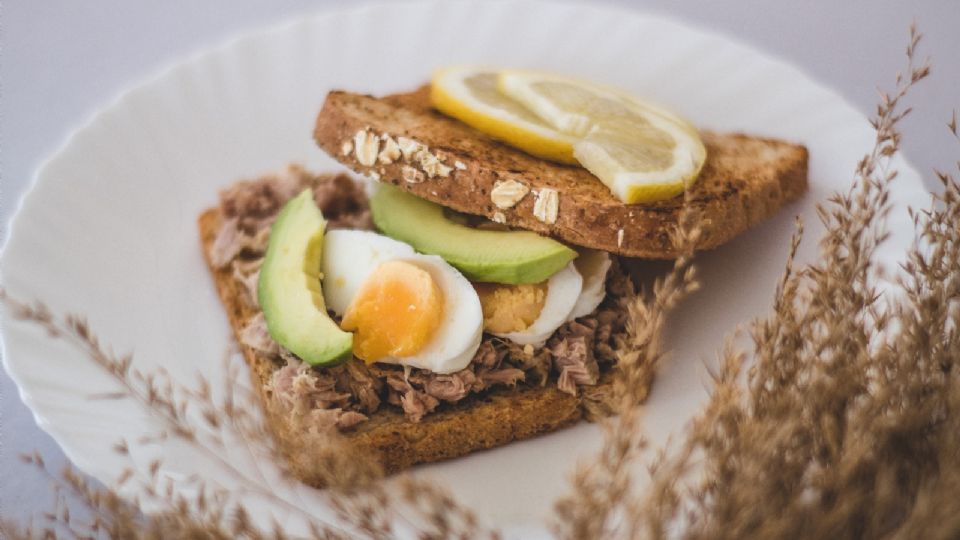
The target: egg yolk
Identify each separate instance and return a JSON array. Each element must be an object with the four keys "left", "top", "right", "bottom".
[
  {"left": 473, "top": 281, "right": 547, "bottom": 333},
  {"left": 340, "top": 260, "right": 443, "bottom": 363}
]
